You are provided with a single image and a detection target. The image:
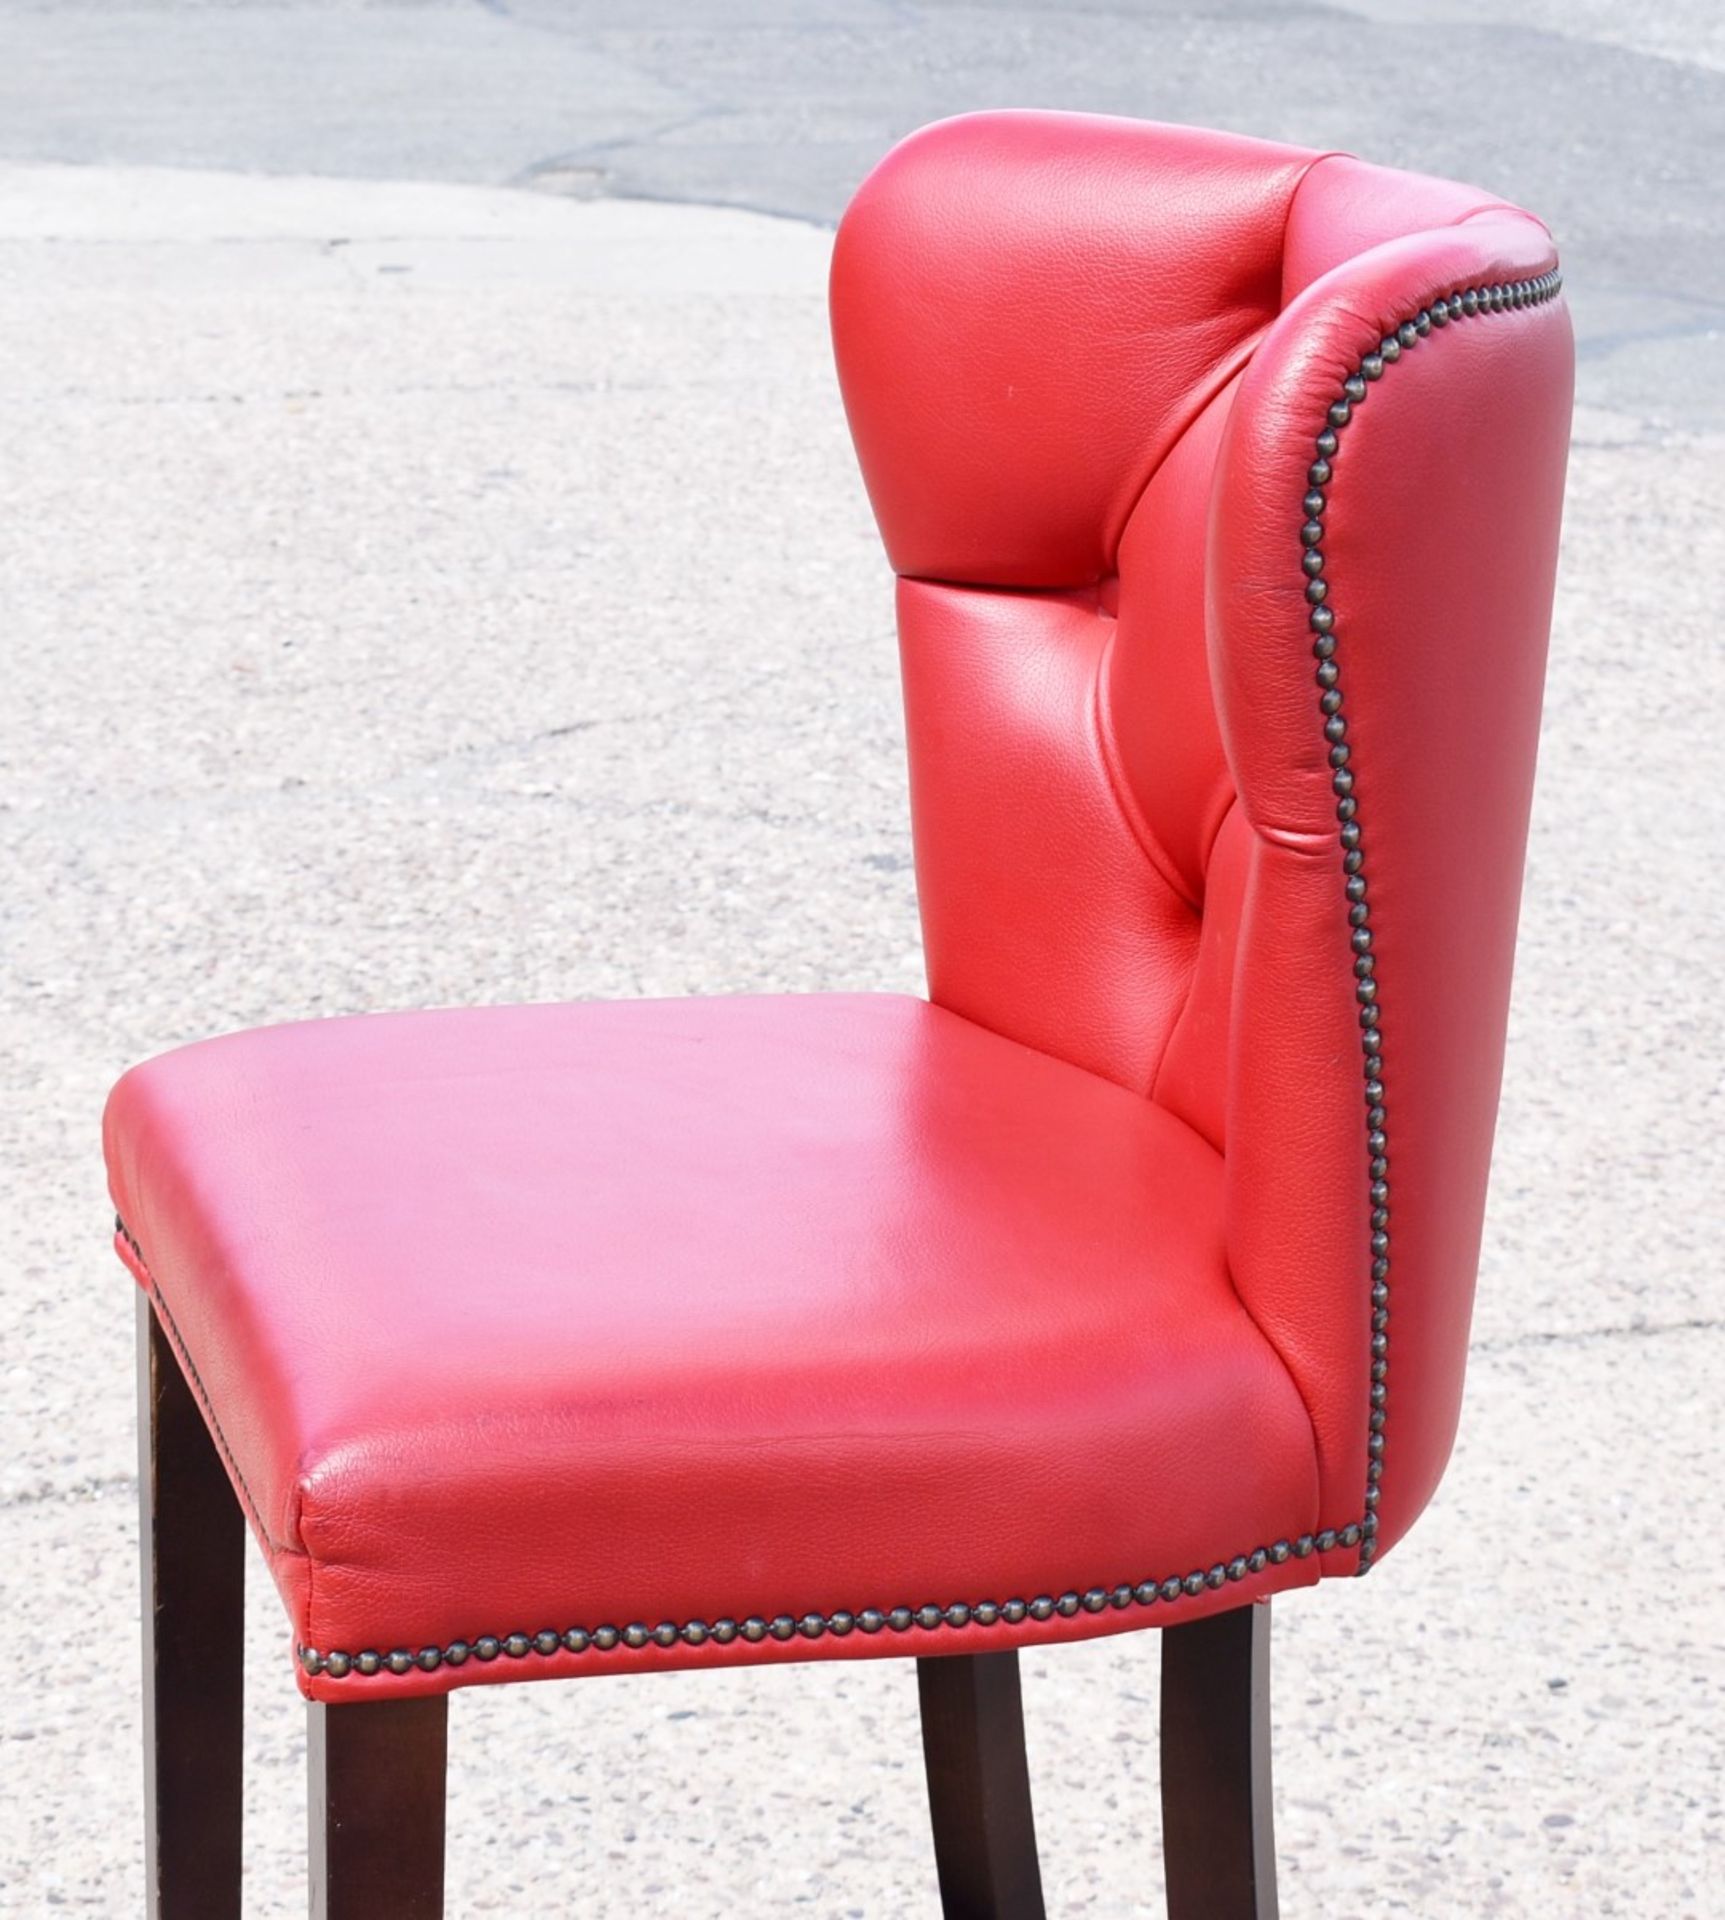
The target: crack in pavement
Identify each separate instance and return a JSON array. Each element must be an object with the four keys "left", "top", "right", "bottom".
[{"left": 1473, "top": 1314, "right": 1723, "bottom": 1354}]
